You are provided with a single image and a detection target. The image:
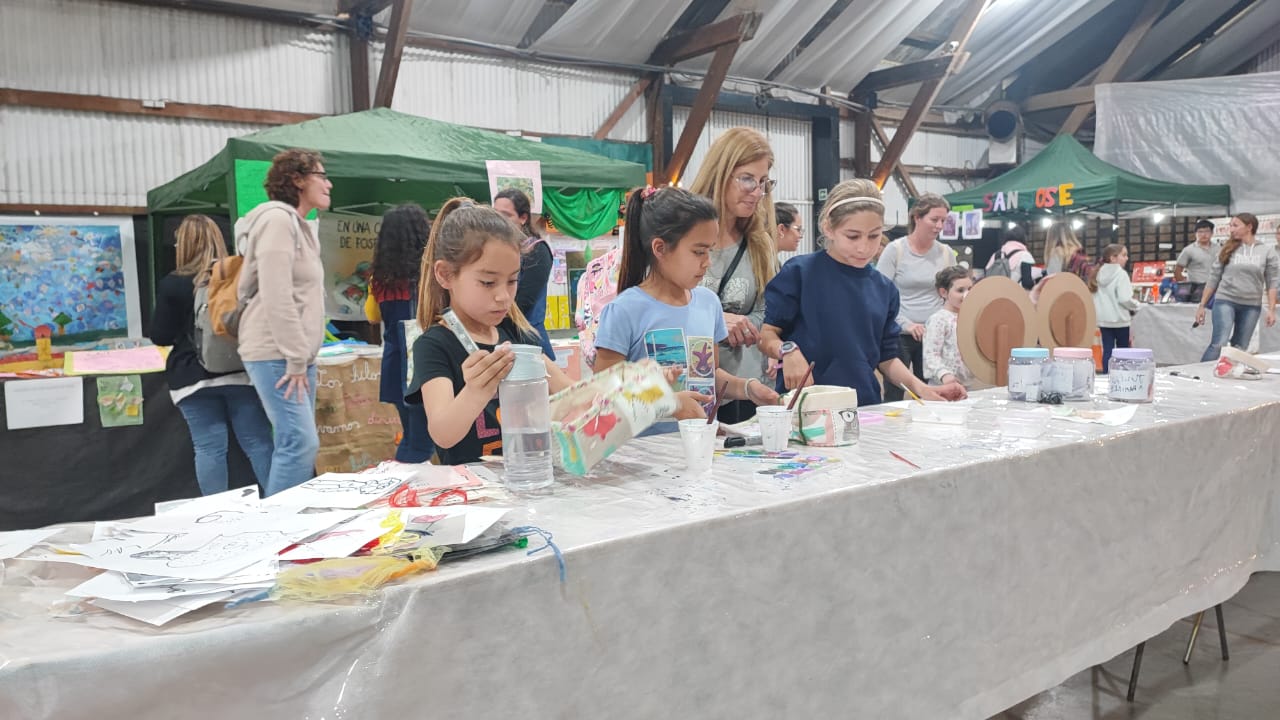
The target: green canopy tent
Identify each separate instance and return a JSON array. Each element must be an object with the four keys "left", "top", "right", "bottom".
[
  {"left": 945, "top": 134, "right": 1231, "bottom": 218},
  {"left": 145, "top": 107, "right": 647, "bottom": 300}
]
